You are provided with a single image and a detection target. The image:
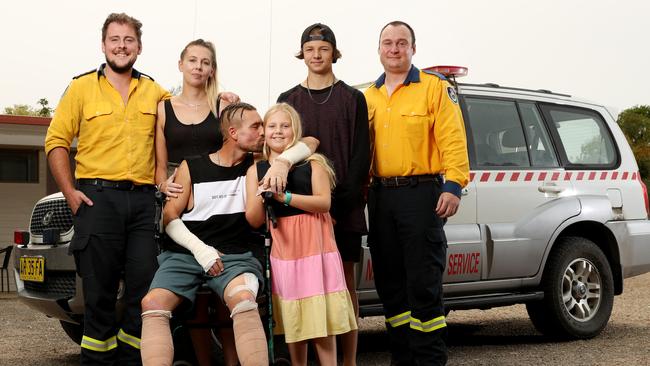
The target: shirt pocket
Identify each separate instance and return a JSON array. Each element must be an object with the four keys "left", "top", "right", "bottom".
[
  {"left": 400, "top": 106, "right": 430, "bottom": 149},
  {"left": 135, "top": 100, "right": 157, "bottom": 137},
  {"left": 82, "top": 101, "right": 113, "bottom": 121},
  {"left": 81, "top": 102, "right": 115, "bottom": 141}
]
